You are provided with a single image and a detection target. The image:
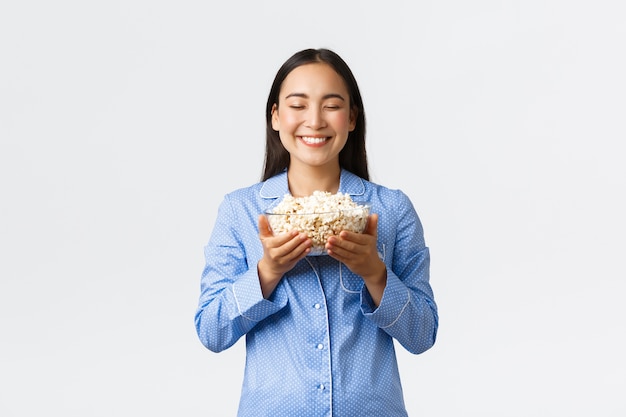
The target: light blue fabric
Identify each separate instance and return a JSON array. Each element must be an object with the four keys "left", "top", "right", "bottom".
[{"left": 195, "top": 169, "right": 438, "bottom": 417}]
